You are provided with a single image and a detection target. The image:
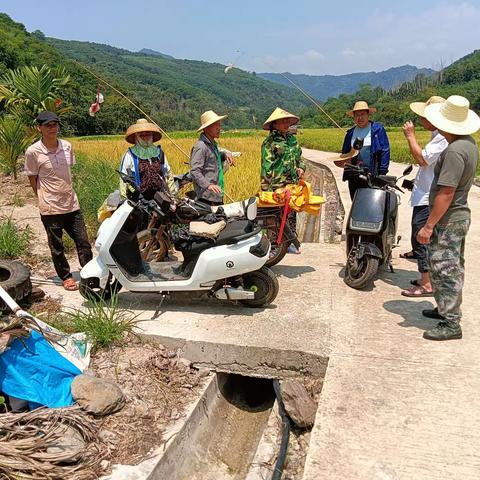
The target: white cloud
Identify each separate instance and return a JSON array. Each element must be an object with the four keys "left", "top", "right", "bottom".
[{"left": 254, "top": 2, "right": 480, "bottom": 75}]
